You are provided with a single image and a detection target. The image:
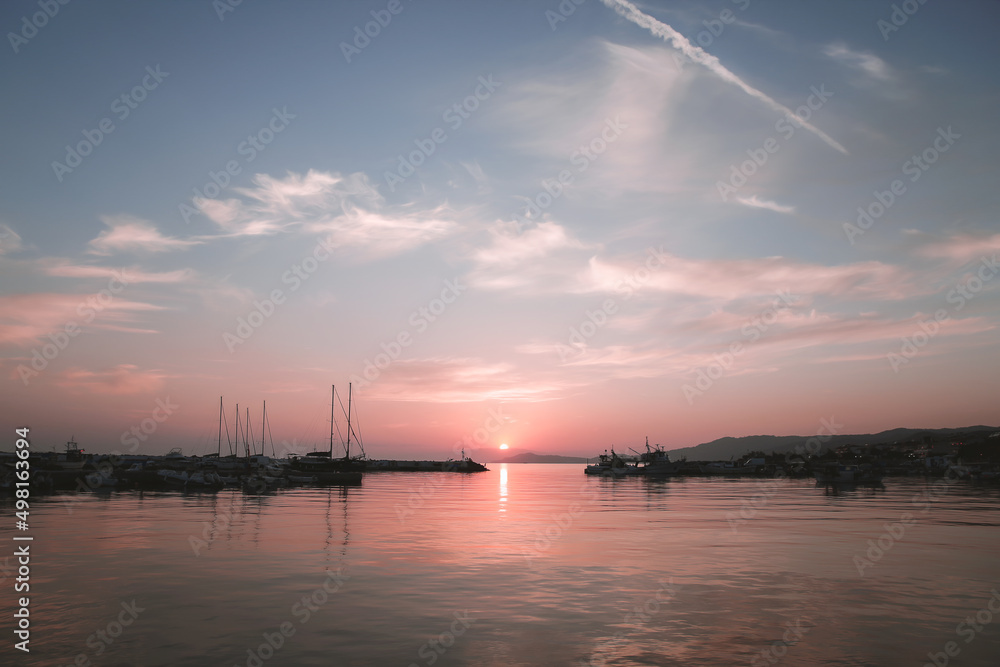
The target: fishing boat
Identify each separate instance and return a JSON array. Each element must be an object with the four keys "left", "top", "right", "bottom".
[
  {"left": 38, "top": 437, "right": 87, "bottom": 470},
  {"left": 636, "top": 438, "right": 678, "bottom": 476},
  {"left": 584, "top": 449, "right": 640, "bottom": 476}
]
